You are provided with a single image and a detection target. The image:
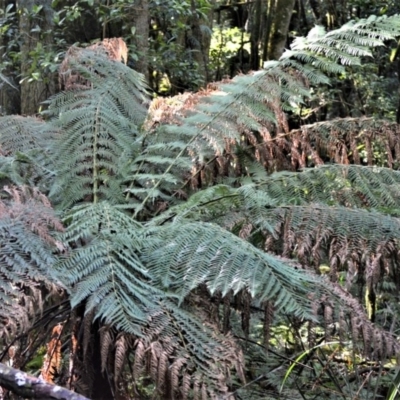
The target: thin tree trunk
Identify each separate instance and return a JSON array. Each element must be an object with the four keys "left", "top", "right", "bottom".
[
  {"left": 249, "top": 0, "right": 263, "bottom": 70},
  {"left": 90, "top": 320, "right": 115, "bottom": 400},
  {"left": 131, "top": 0, "right": 149, "bottom": 80},
  {"left": 263, "top": 0, "right": 296, "bottom": 61},
  {"left": 189, "top": 0, "right": 213, "bottom": 85},
  {"left": 0, "top": 0, "right": 20, "bottom": 115},
  {"left": 18, "top": 0, "right": 55, "bottom": 115}
]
